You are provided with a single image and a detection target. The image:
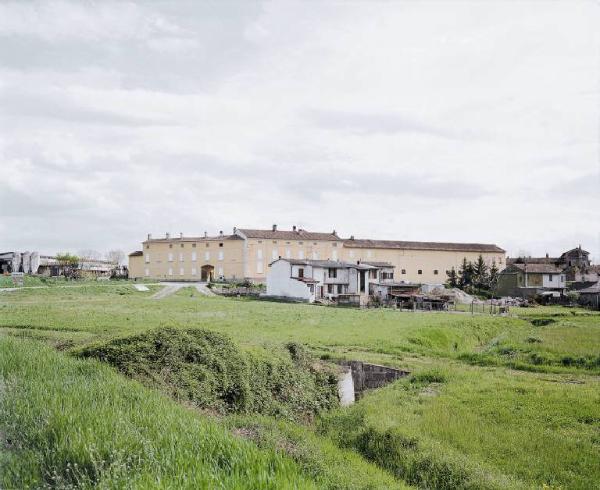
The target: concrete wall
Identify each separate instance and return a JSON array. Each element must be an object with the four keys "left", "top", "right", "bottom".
[{"left": 343, "top": 361, "right": 410, "bottom": 399}]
